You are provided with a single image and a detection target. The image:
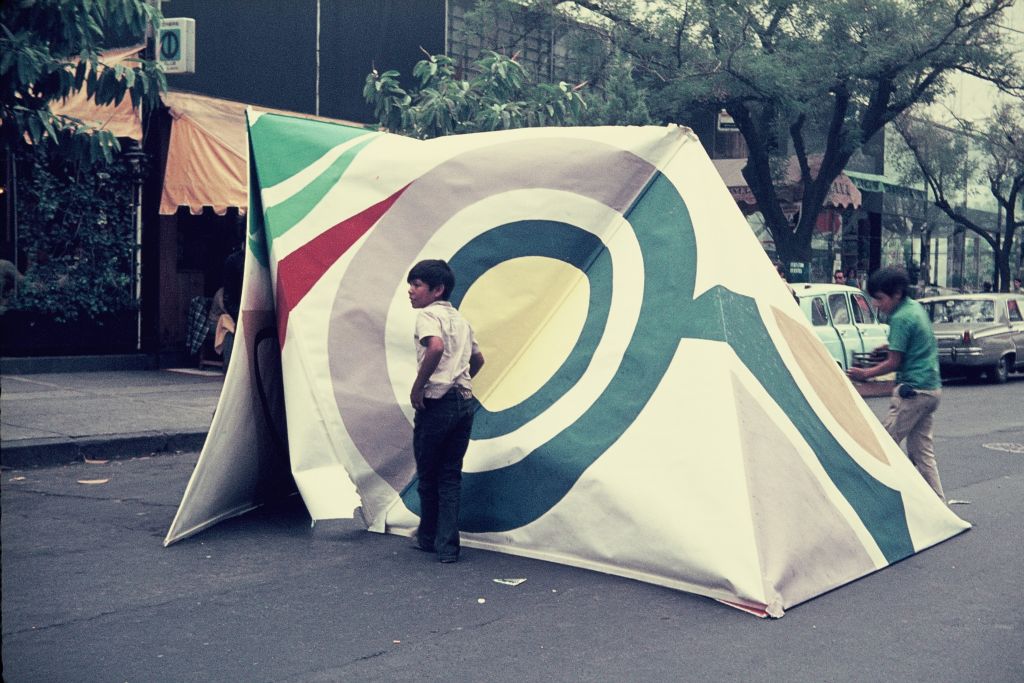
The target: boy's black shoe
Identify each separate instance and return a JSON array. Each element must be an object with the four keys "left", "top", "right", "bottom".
[{"left": 439, "top": 555, "right": 458, "bottom": 564}]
